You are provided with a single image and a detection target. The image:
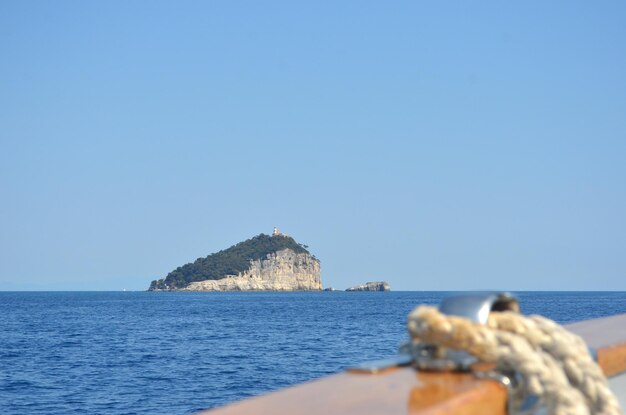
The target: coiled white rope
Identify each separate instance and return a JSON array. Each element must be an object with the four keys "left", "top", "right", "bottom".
[{"left": 407, "top": 306, "right": 623, "bottom": 415}]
